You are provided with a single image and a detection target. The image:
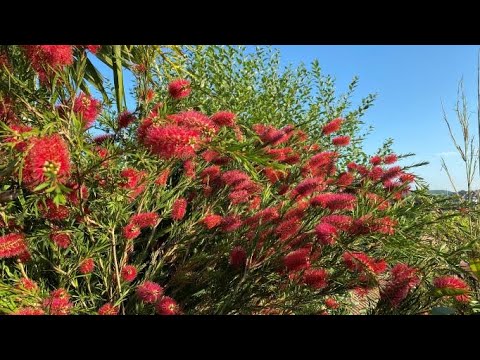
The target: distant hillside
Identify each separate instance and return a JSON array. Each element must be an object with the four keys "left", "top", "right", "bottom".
[{"left": 429, "top": 190, "right": 455, "bottom": 196}]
